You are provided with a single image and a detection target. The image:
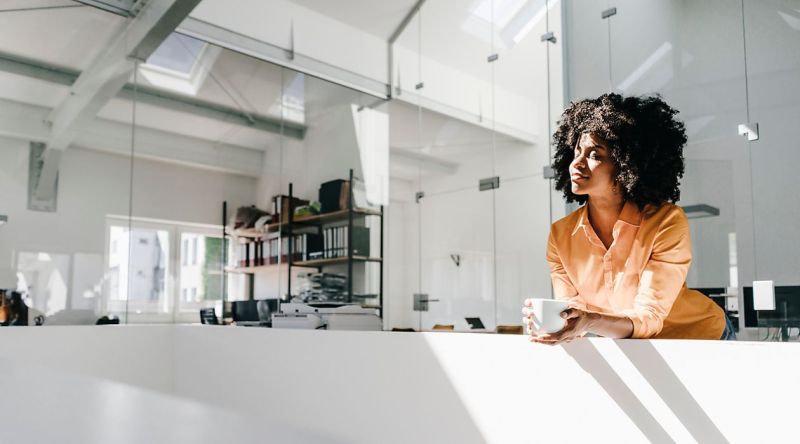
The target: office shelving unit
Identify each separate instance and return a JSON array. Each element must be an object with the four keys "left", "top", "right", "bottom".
[{"left": 223, "top": 169, "right": 384, "bottom": 317}]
